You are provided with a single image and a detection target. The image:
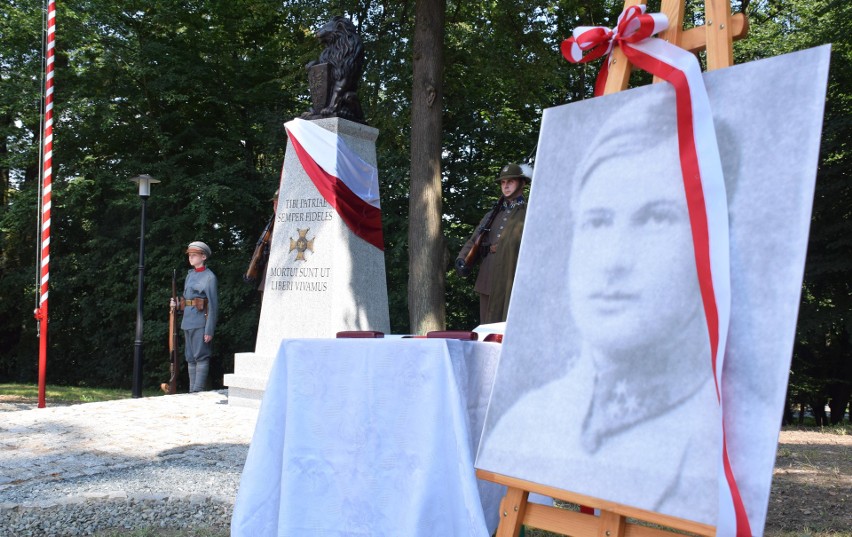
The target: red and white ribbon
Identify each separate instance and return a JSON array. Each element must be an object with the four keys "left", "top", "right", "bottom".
[
  {"left": 284, "top": 118, "right": 384, "bottom": 250},
  {"left": 561, "top": 5, "right": 668, "bottom": 97},
  {"left": 563, "top": 6, "right": 750, "bottom": 536}
]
